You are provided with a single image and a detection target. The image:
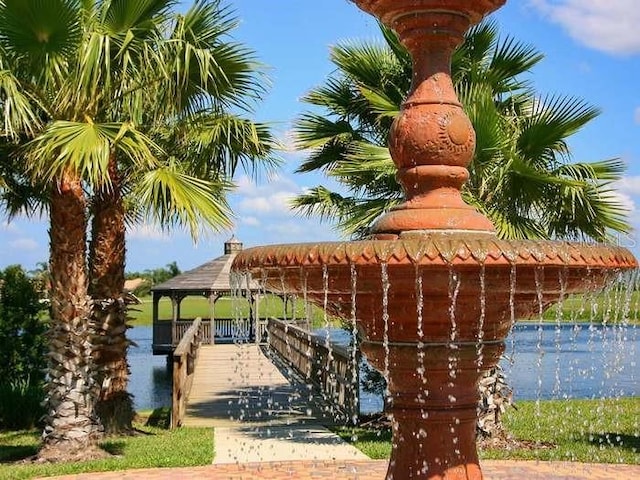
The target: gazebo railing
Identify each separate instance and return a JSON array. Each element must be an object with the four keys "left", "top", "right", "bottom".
[{"left": 153, "top": 317, "right": 266, "bottom": 353}]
